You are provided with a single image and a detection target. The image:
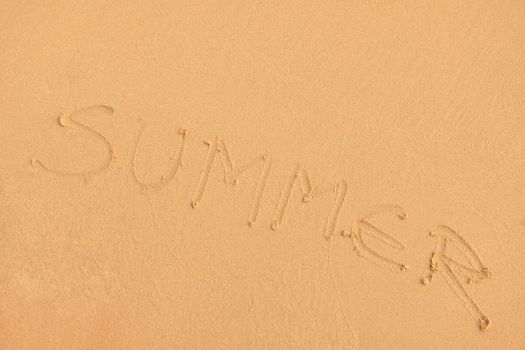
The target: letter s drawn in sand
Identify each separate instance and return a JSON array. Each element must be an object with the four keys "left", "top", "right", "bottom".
[
  {"left": 32, "top": 105, "right": 114, "bottom": 180},
  {"left": 421, "top": 225, "right": 492, "bottom": 331}
]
